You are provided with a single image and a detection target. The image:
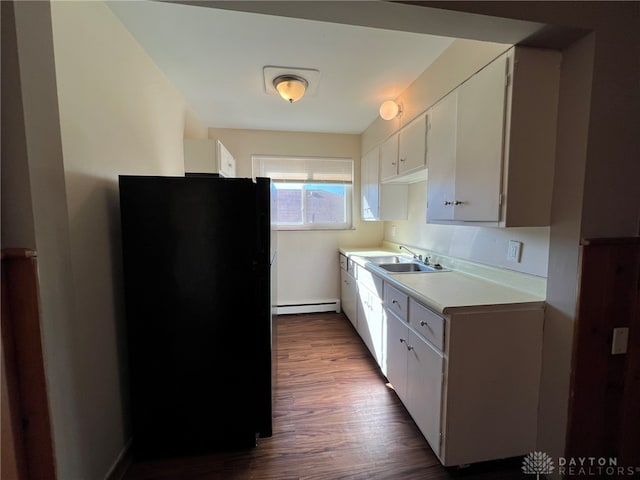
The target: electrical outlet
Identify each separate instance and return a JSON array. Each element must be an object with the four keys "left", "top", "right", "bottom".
[
  {"left": 507, "top": 240, "right": 522, "bottom": 262},
  {"left": 391, "top": 225, "right": 397, "bottom": 238},
  {"left": 612, "top": 327, "right": 629, "bottom": 355}
]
